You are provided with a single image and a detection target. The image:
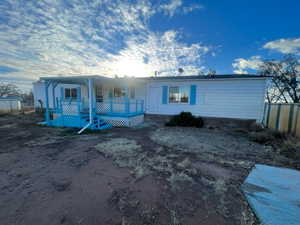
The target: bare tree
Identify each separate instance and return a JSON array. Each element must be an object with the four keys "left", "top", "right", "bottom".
[
  {"left": 0, "top": 82, "right": 21, "bottom": 97},
  {"left": 197, "top": 69, "right": 216, "bottom": 76},
  {"left": 207, "top": 69, "right": 216, "bottom": 76},
  {"left": 259, "top": 54, "right": 300, "bottom": 103},
  {"left": 21, "top": 91, "right": 34, "bottom": 105}
]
